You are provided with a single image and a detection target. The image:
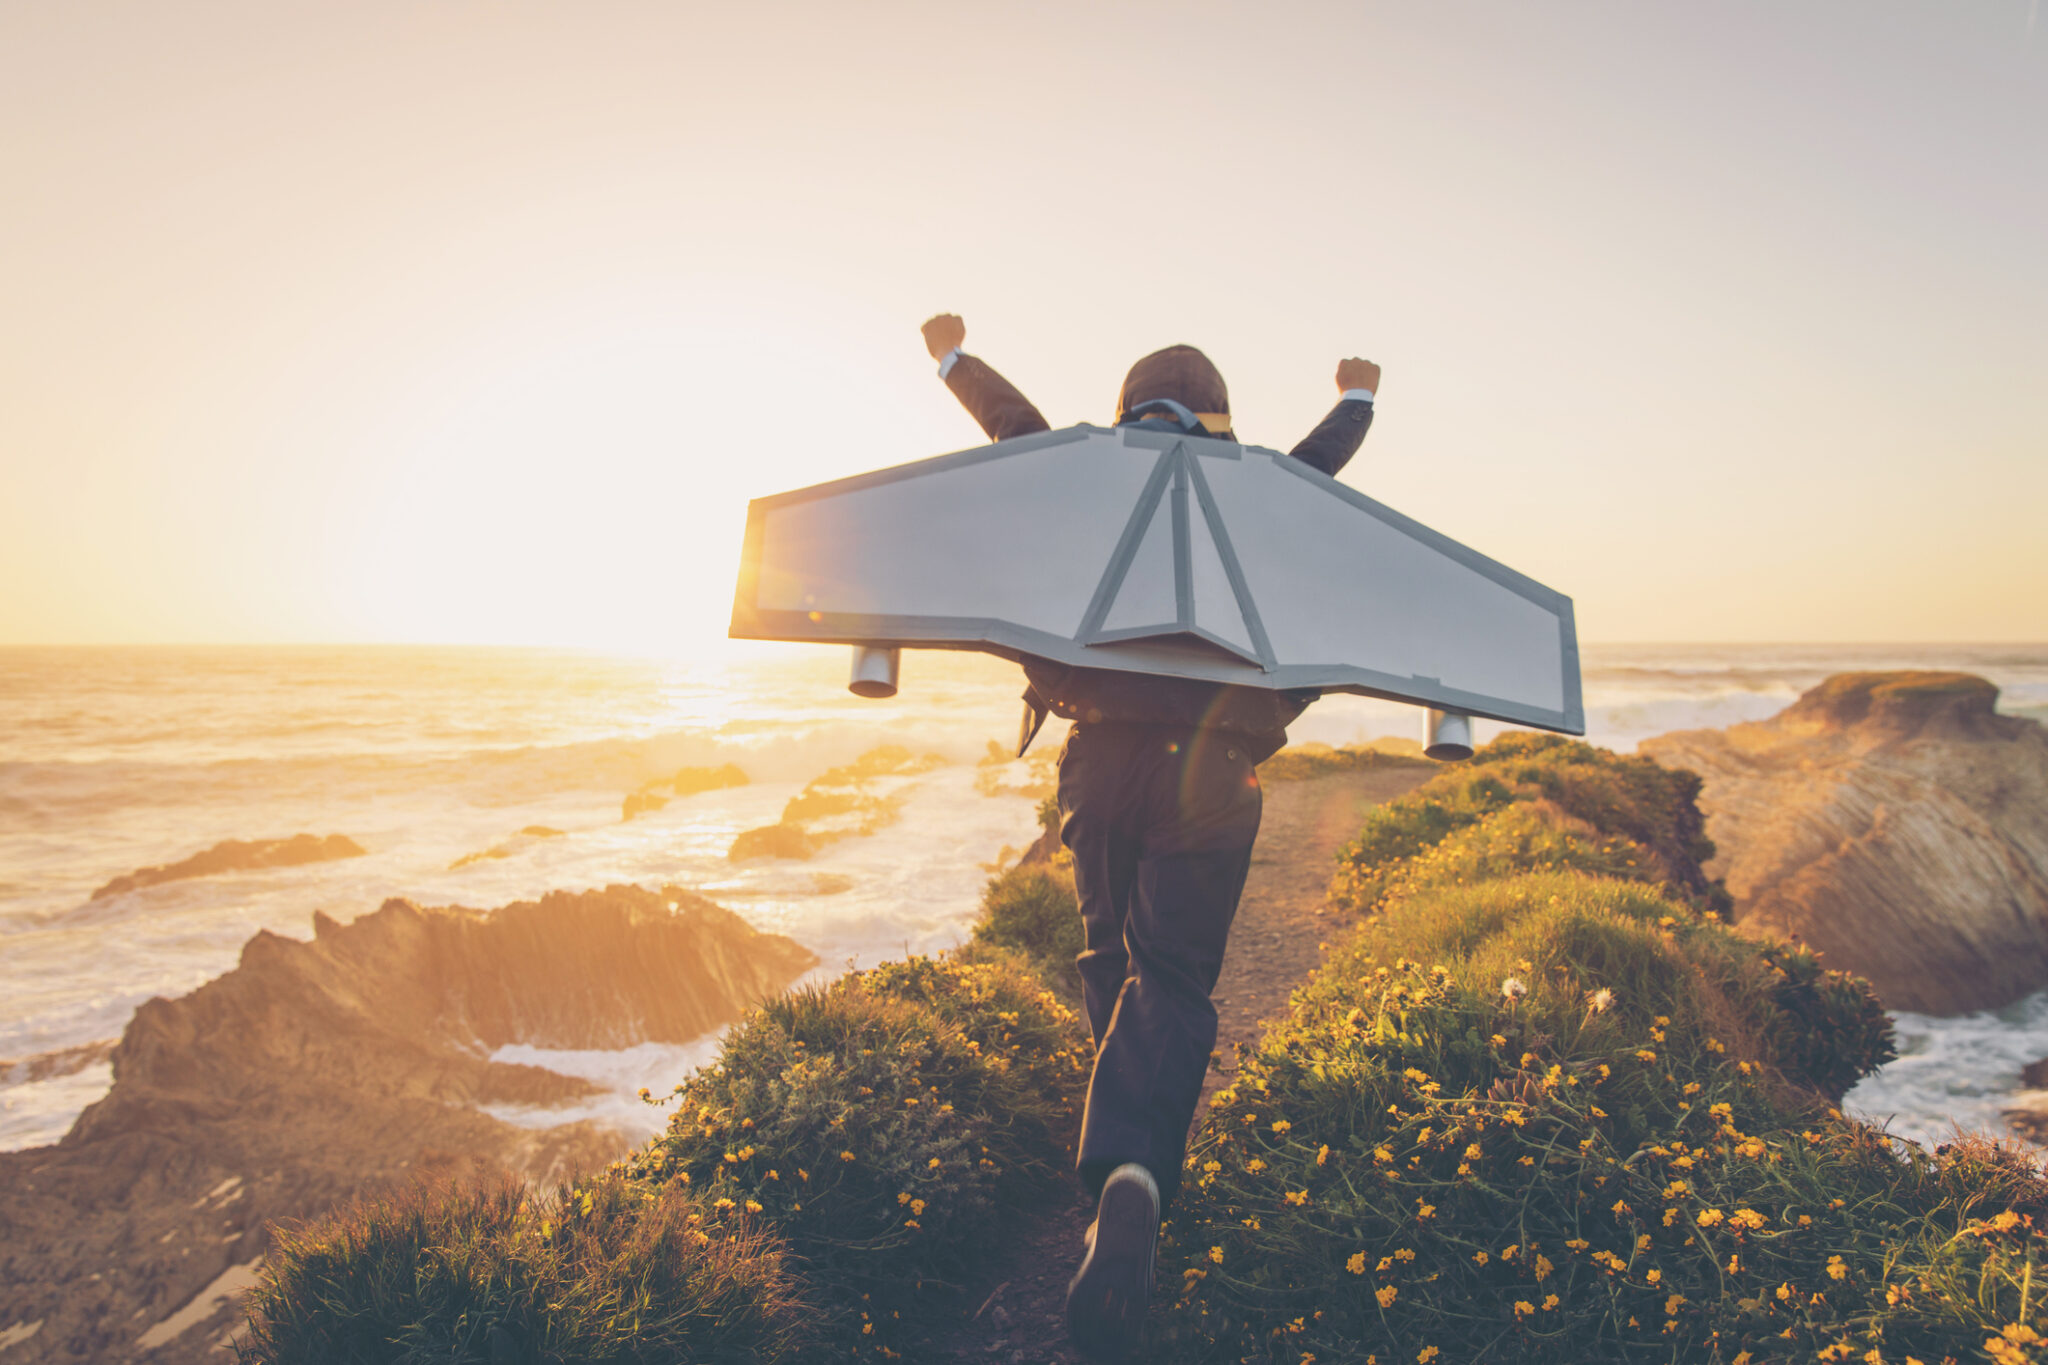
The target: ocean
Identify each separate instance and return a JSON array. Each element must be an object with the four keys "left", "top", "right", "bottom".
[{"left": 3, "top": 642, "right": 2045, "bottom": 1155}]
